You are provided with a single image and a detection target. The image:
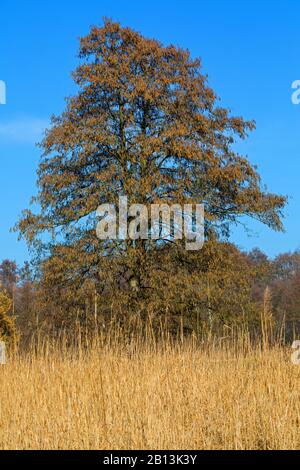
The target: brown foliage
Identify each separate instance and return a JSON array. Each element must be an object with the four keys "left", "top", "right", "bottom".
[{"left": 14, "top": 20, "right": 286, "bottom": 337}]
